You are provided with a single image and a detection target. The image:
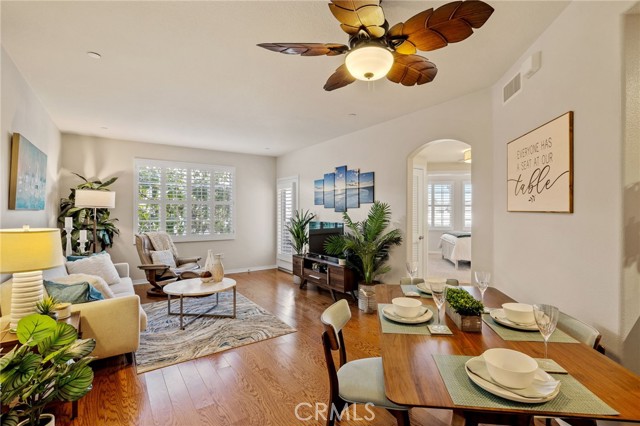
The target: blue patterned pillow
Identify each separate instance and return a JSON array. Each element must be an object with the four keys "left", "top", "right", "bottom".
[{"left": 43, "top": 281, "right": 104, "bottom": 304}]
